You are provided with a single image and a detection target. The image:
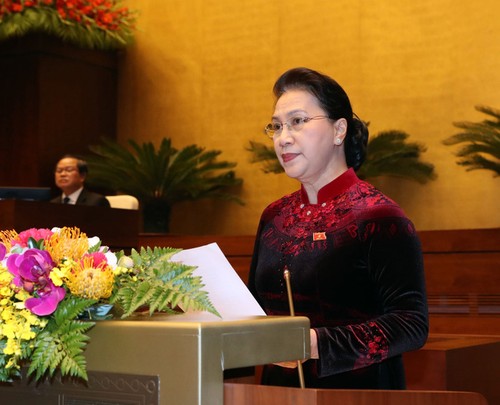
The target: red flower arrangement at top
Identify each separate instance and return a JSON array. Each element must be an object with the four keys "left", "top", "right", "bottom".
[{"left": 0, "top": 0, "right": 137, "bottom": 50}]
